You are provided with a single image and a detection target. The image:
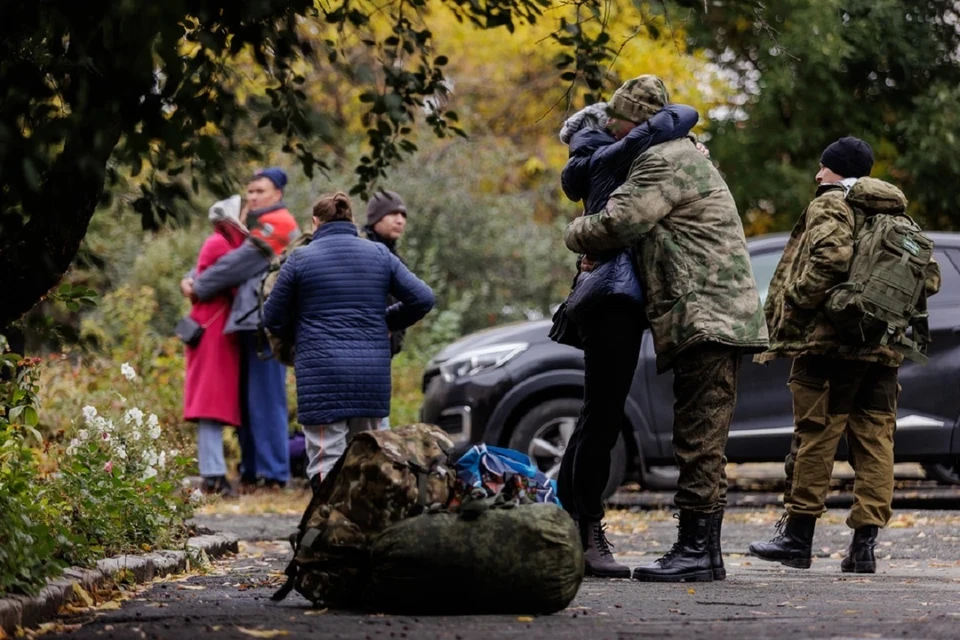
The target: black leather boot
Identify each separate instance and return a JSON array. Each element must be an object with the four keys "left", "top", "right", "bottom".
[
  {"left": 748, "top": 513, "right": 816, "bottom": 569},
  {"left": 632, "top": 510, "right": 714, "bottom": 583},
  {"left": 581, "top": 520, "right": 631, "bottom": 578},
  {"left": 709, "top": 510, "right": 726, "bottom": 581},
  {"left": 841, "top": 525, "right": 878, "bottom": 574},
  {"left": 201, "top": 476, "right": 237, "bottom": 498}
]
